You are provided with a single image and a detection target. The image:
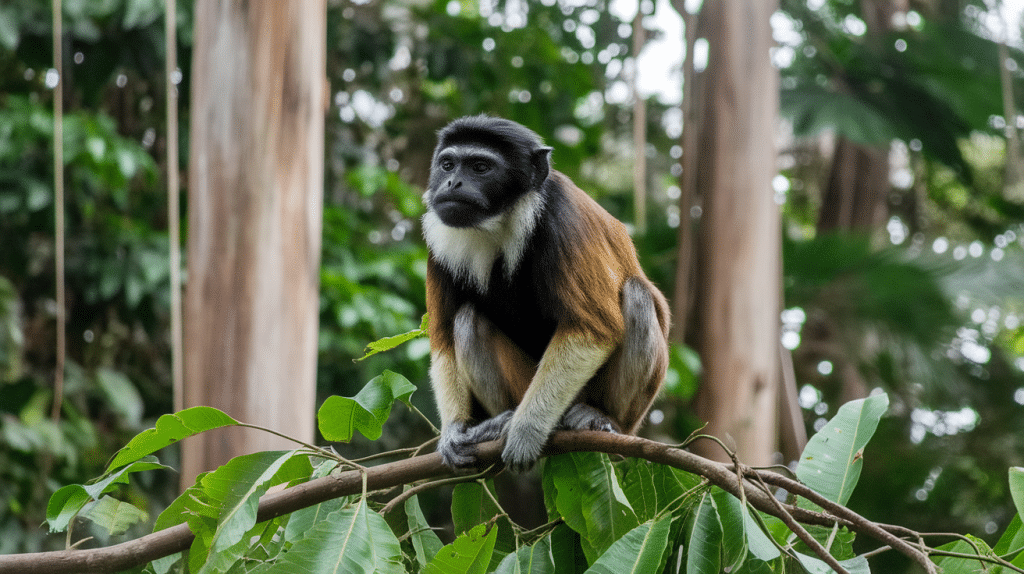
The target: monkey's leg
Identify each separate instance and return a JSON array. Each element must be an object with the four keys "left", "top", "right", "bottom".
[
  {"left": 437, "top": 304, "right": 536, "bottom": 468},
  {"left": 599, "top": 276, "right": 670, "bottom": 434},
  {"left": 503, "top": 328, "right": 615, "bottom": 472},
  {"left": 453, "top": 303, "right": 535, "bottom": 418}
]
